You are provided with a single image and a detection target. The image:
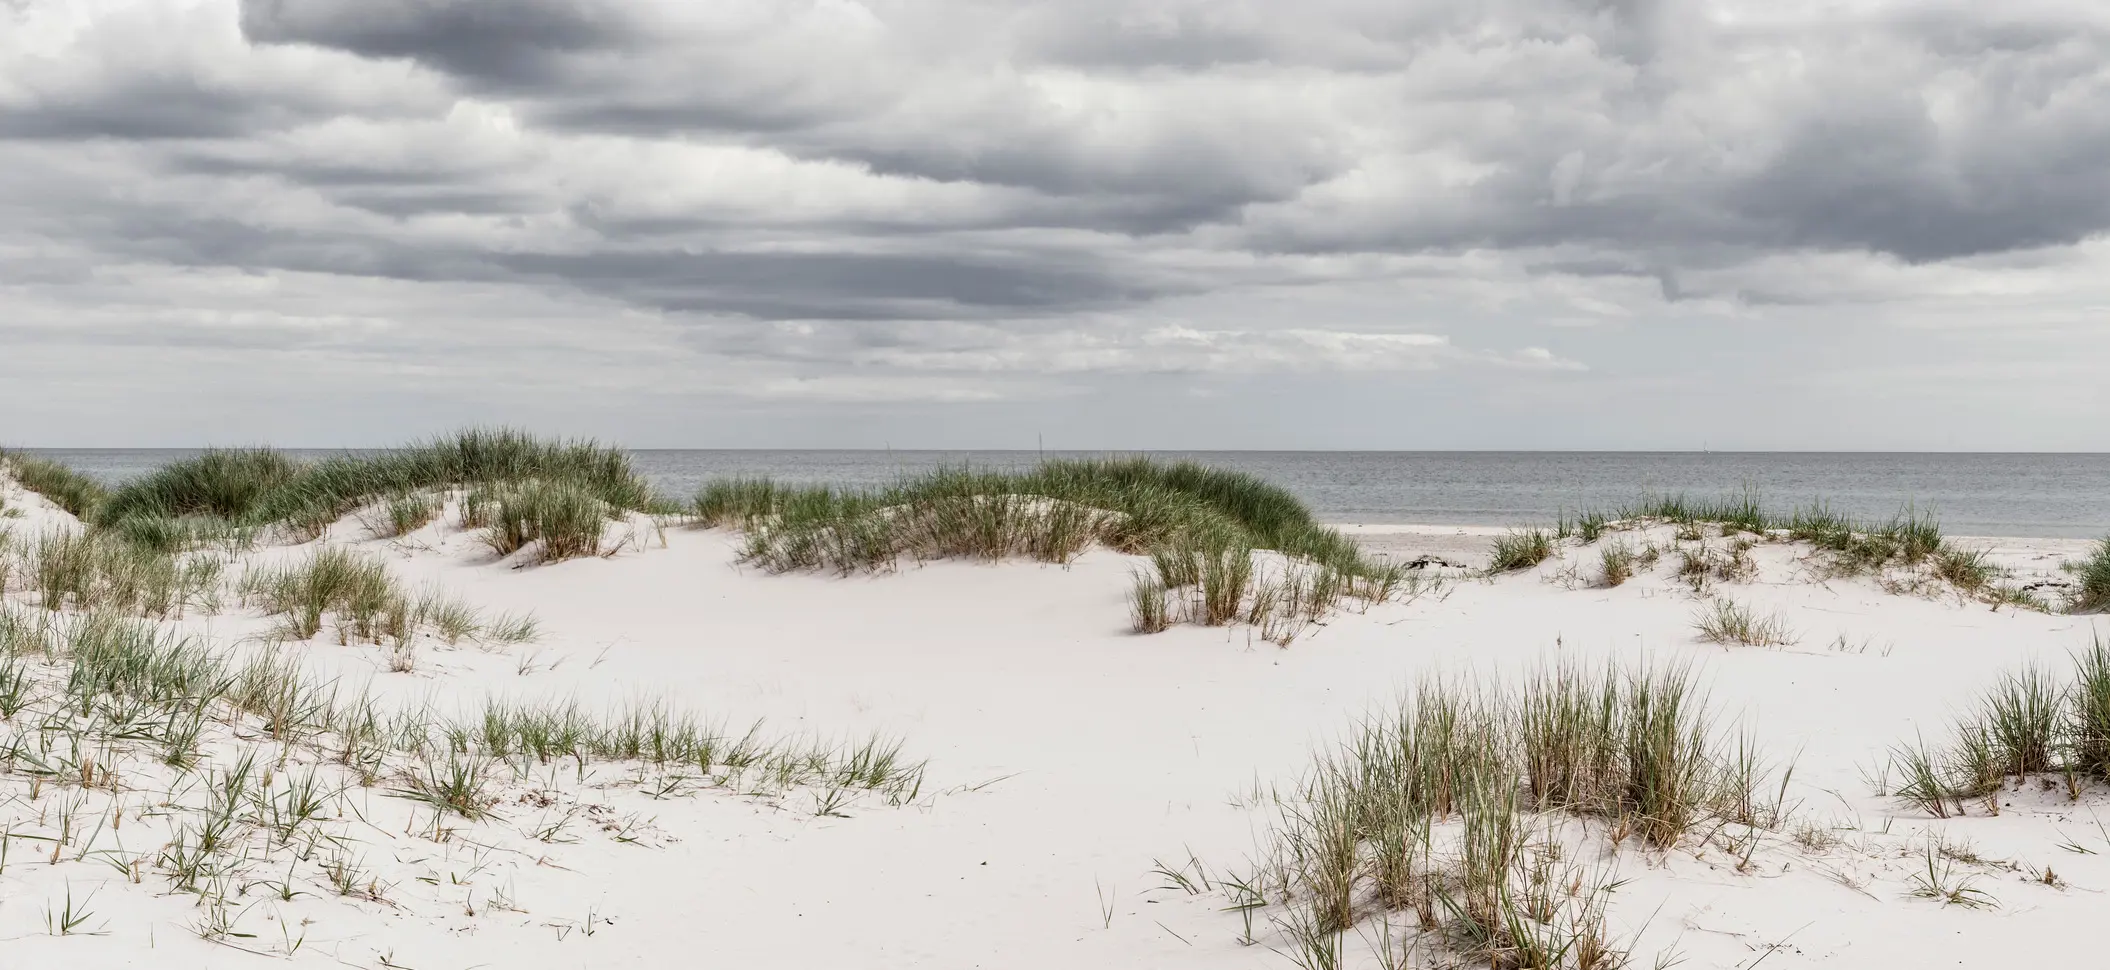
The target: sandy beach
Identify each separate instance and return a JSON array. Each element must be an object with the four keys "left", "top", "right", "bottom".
[
  {"left": 10, "top": 0, "right": 2110, "bottom": 964},
  {"left": 3, "top": 454, "right": 2107, "bottom": 970}
]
